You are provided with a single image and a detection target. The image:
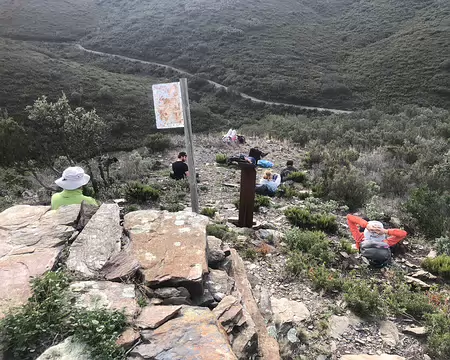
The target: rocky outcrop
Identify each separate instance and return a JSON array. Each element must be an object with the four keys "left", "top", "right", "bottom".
[
  {"left": 0, "top": 205, "right": 80, "bottom": 318},
  {"left": 66, "top": 204, "right": 122, "bottom": 277},
  {"left": 69, "top": 281, "right": 139, "bottom": 319},
  {"left": 124, "top": 210, "right": 209, "bottom": 296},
  {"left": 129, "top": 306, "right": 237, "bottom": 360},
  {"left": 36, "top": 337, "right": 90, "bottom": 360}
]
